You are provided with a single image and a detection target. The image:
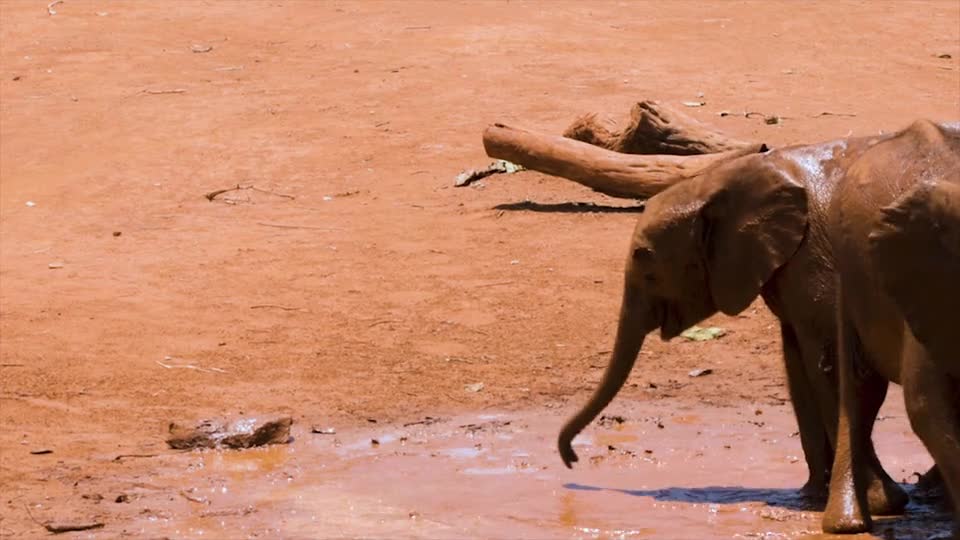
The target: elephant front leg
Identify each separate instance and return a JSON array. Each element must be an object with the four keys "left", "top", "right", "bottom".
[
  {"left": 781, "top": 324, "right": 831, "bottom": 497},
  {"left": 823, "top": 293, "right": 872, "bottom": 533}
]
